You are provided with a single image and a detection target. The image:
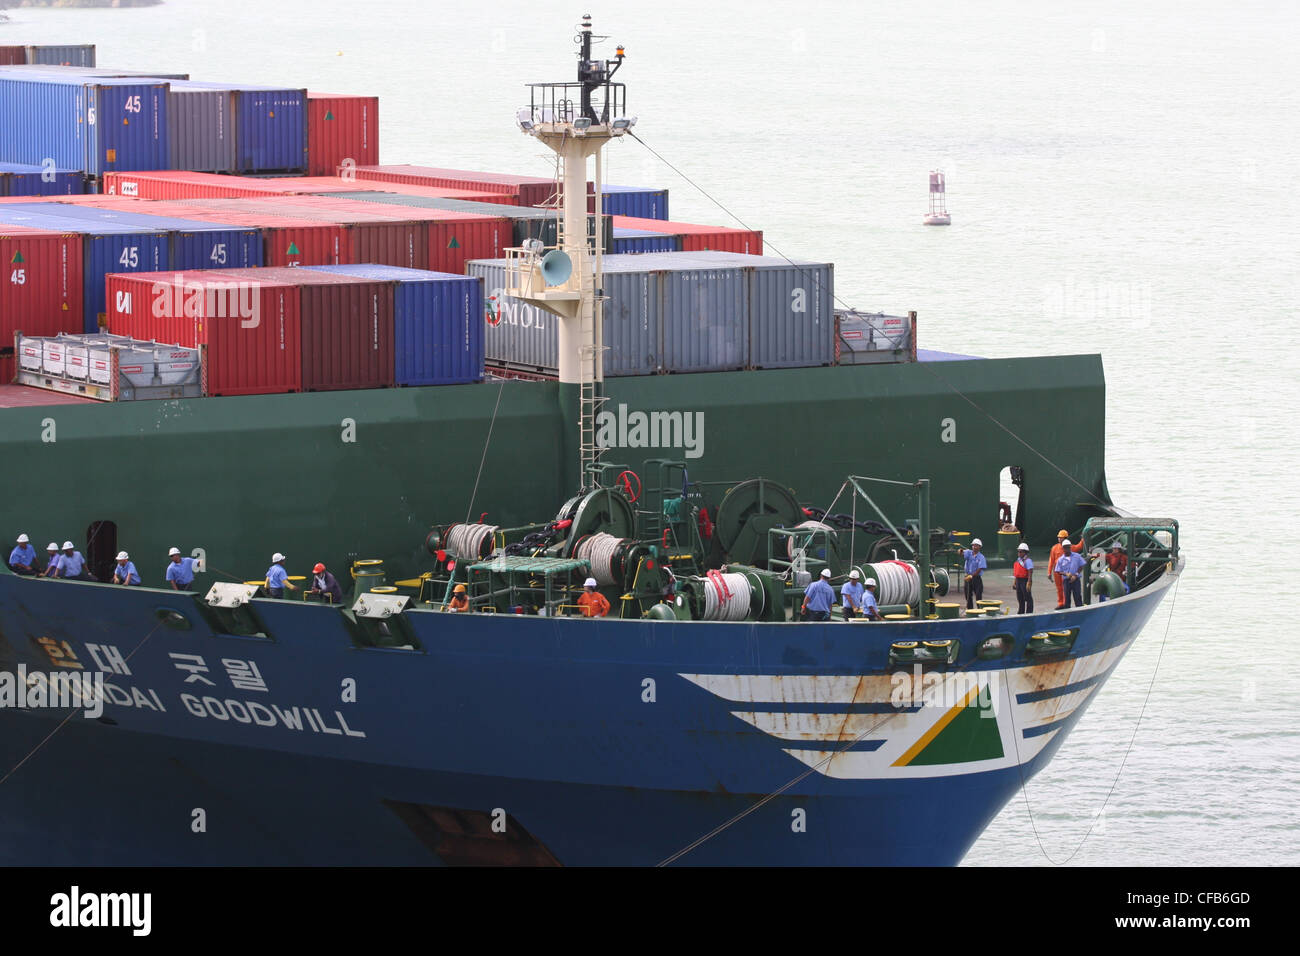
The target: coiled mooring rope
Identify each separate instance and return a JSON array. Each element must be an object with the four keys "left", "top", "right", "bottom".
[
  {"left": 445, "top": 523, "right": 499, "bottom": 561},
  {"left": 701, "top": 571, "right": 752, "bottom": 621},
  {"left": 575, "top": 532, "right": 624, "bottom": 586}
]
